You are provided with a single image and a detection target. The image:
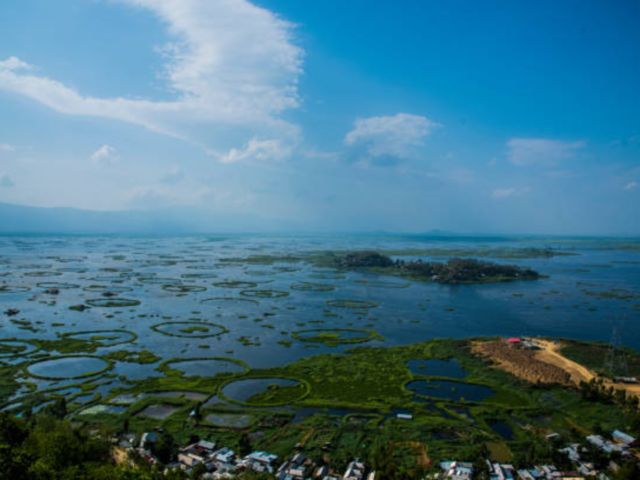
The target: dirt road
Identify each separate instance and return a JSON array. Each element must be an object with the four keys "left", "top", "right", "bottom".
[{"left": 532, "top": 338, "right": 640, "bottom": 397}]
